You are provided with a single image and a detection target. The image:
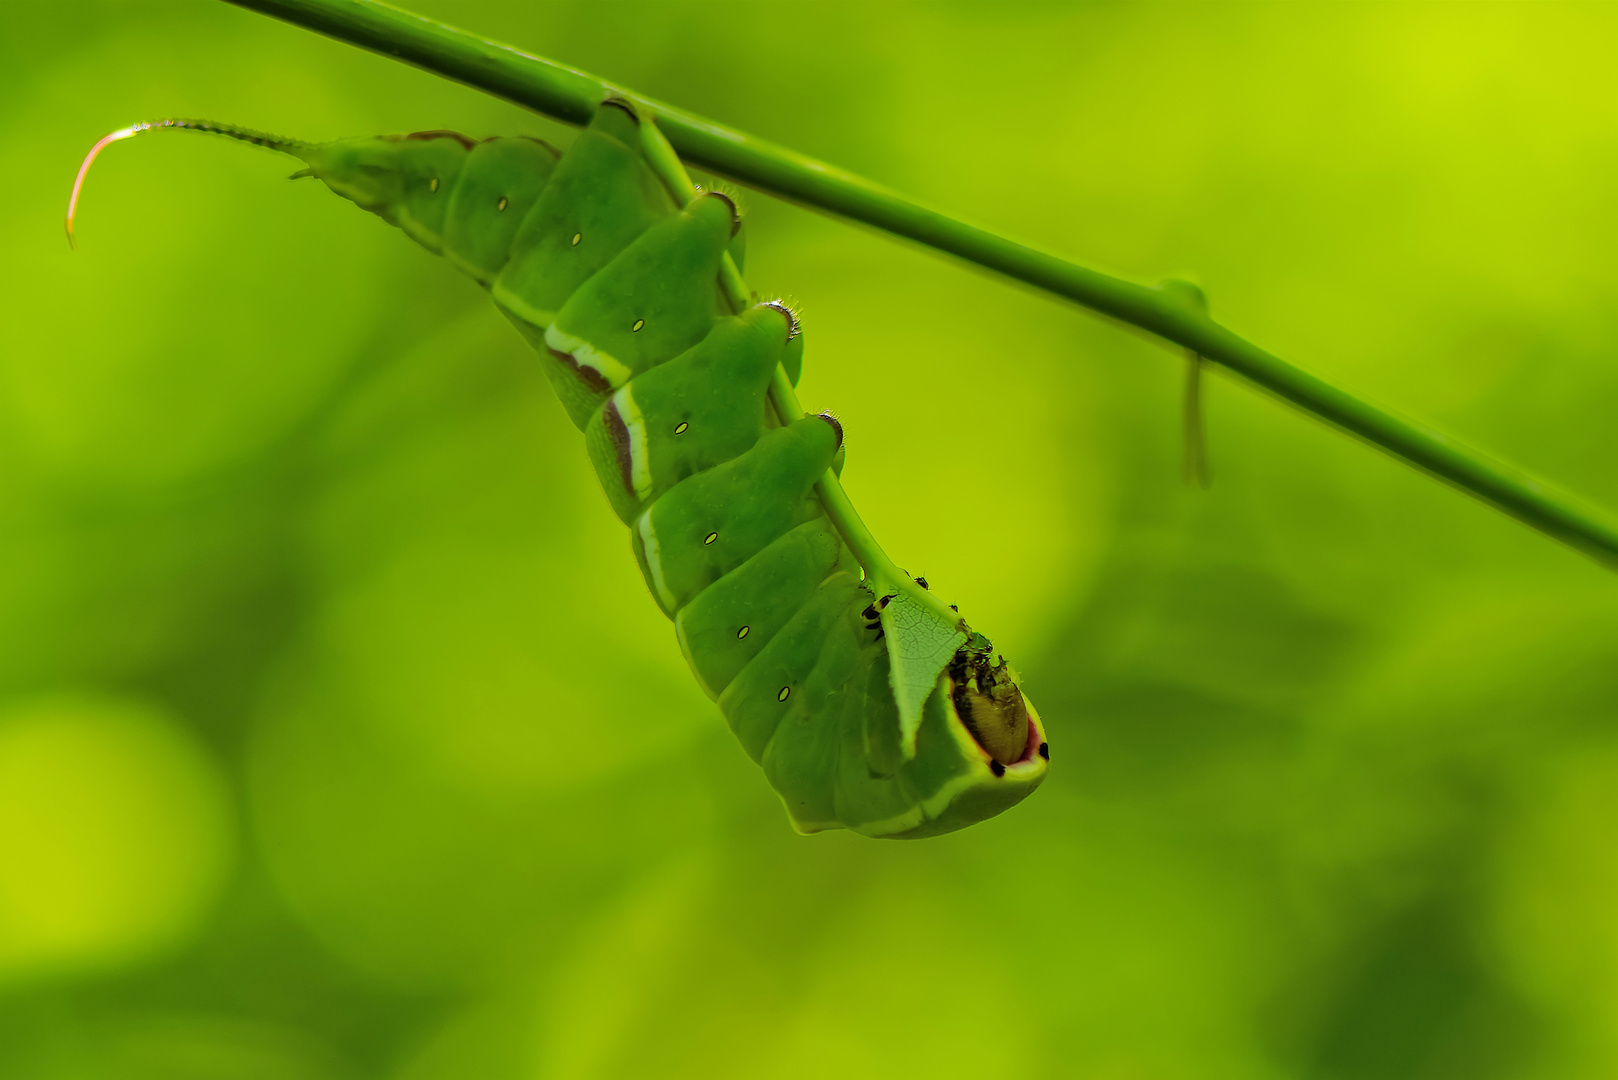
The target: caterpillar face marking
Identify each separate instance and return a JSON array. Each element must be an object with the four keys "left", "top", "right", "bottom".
[
  {"left": 72, "top": 103, "right": 1049, "bottom": 839},
  {"left": 948, "top": 641, "right": 1032, "bottom": 767}
]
